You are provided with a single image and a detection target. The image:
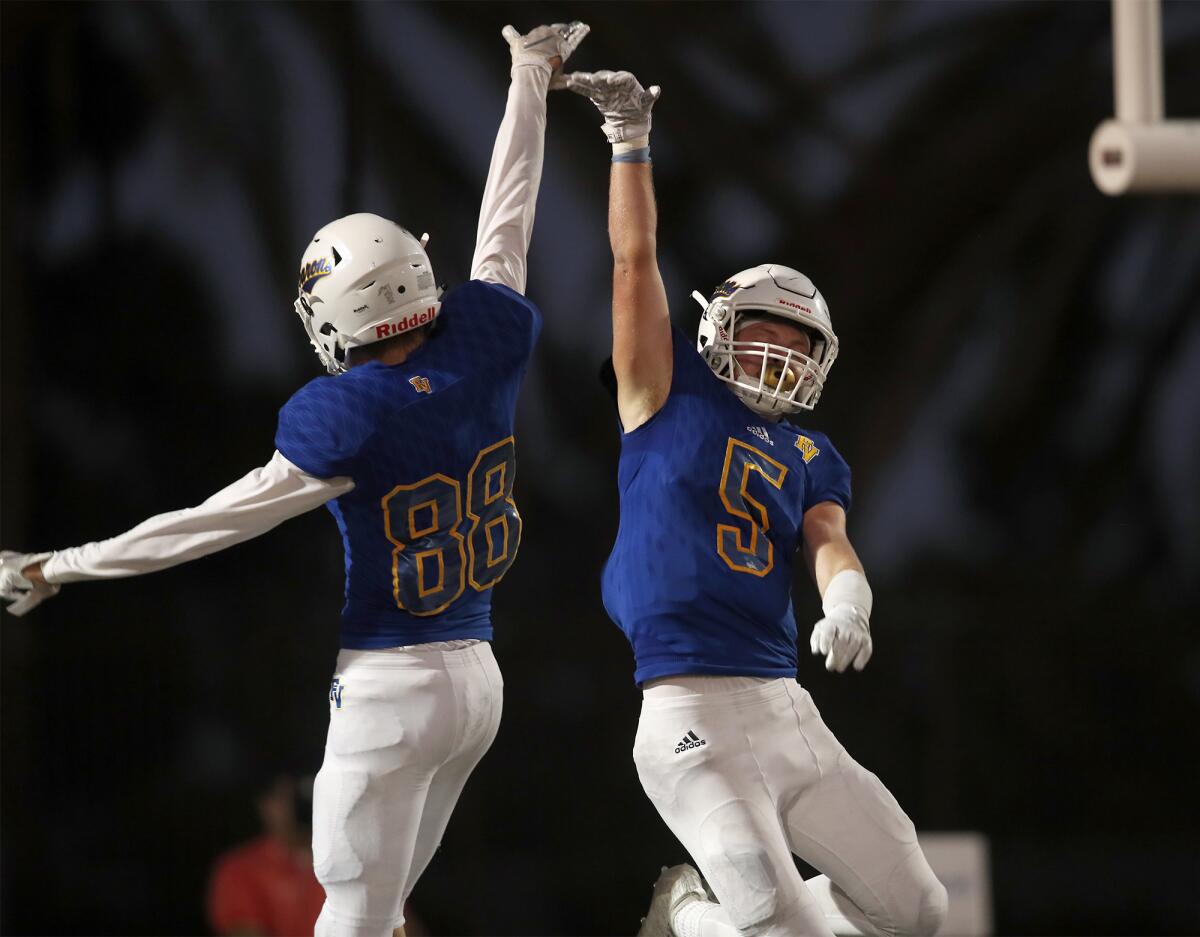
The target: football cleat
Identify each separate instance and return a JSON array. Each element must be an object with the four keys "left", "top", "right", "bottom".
[
  {"left": 694, "top": 264, "right": 838, "bottom": 416},
  {"left": 294, "top": 213, "right": 442, "bottom": 374},
  {"left": 637, "top": 863, "right": 707, "bottom": 937}
]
